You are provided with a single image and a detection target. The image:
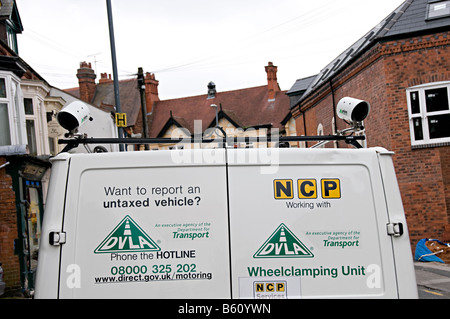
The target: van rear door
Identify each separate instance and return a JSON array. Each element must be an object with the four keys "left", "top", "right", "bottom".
[
  {"left": 58, "top": 150, "right": 231, "bottom": 298},
  {"left": 227, "top": 148, "right": 399, "bottom": 299}
]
